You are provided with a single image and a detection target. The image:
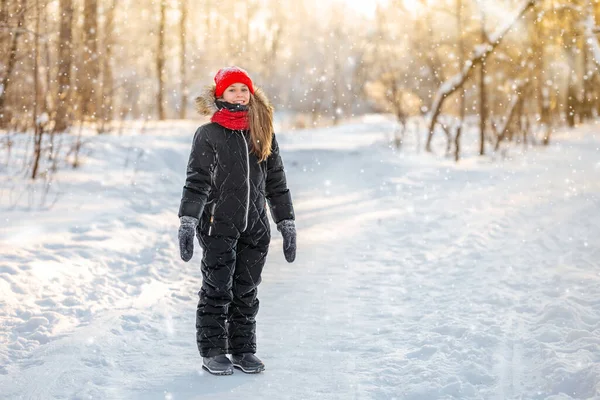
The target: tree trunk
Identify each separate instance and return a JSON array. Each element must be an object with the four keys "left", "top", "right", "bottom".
[
  {"left": 157, "top": 0, "right": 166, "bottom": 120},
  {"left": 0, "top": 0, "right": 7, "bottom": 24},
  {"left": 331, "top": 29, "right": 343, "bottom": 125},
  {"left": 54, "top": 0, "right": 74, "bottom": 133},
  {"left": 81, "top": 0, "right": 99, "bottom": 121},
  {"left": 519, "top": 99, "right": 527, "bottom": 146},
  {"left": 565, "top": 41, "right": 578, "bottom": 130},
  {"left": 0, "top": 0, "right": 26, "bottom": 128},
  {"left": 42, "top": 2, "right": 51, "bottom": 114},
  {"left": 31, "top": 0, "right": 43, "bottom": 180},
  {"left": 394, "top": 115, "right": 406, "bottom": 149},
  {"left": 179, "top": 0, "right": 187, "bottom": 120},
  {"left": 531, "top": 8, "right": 551, "bottom": 129},
  {"left": 442, "top": 122, "right": 453, "bottom": 155},
  {"left": 581, "top": 39, "right": 594, "bottom": 121},
  {"left": 0, "top": 0, "right": 8, "bottom": 57},
  {"left": 99, "top": 0, "right": 116, "bottom": 132},
  {"left": 584, "top": 1, "right": 600, "bottom": 69},
  {"left": 455, "top": 0, "right": 465, "bottom": 162},
  {"left": 494, "top": 82, "right": 528, "bottom": 152},
  {"left": 478, "top": 6, "right": 487, "bottom": 156}
]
